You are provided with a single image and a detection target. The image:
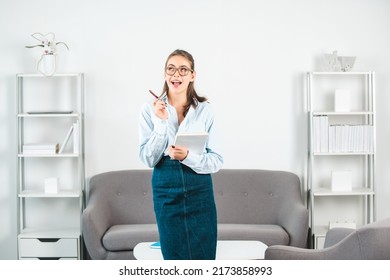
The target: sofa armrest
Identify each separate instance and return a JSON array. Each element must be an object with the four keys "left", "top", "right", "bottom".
[
  {"left": 265, "top": 245, "right": 326, "bottom": 260},
  {"left": 82, "top": 196, "right": 112, "bottom": 260},
  {"left": 277, "top": 201, "right": 309, "bottom": 248},
  {"left": 265, "top": 227, "right": 363, "bottom": 260},
  {"left": 323, "top": 227, "right": 354, "bottom": 248}
]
